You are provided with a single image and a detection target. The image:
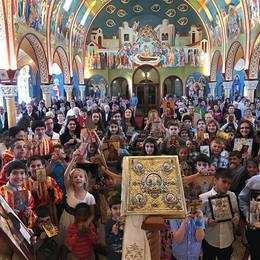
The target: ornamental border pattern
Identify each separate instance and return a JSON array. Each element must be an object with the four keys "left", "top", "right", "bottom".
[
  {"left": 225, "top": 41, "right": 241, "bottom": 81},
  {"left": 210, "top": 50, "right": 221, "bottom": 82},
  {"left": 26, "top": 34, "right": 49, "bottom": 83},
  {"left": 74, "top": 56, "right": 84, "bottom": 84},
  {"left": 56, "top": 47, "right": 71, "bottom": 84},
  {"left": 248, "top": 42, "right": 260, "bottom": 79}
]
